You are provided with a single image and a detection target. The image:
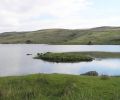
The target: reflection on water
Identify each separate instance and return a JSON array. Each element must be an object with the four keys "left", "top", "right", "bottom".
[{"left": 0, "top": 44, "right": 119, "bottom": 76}]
